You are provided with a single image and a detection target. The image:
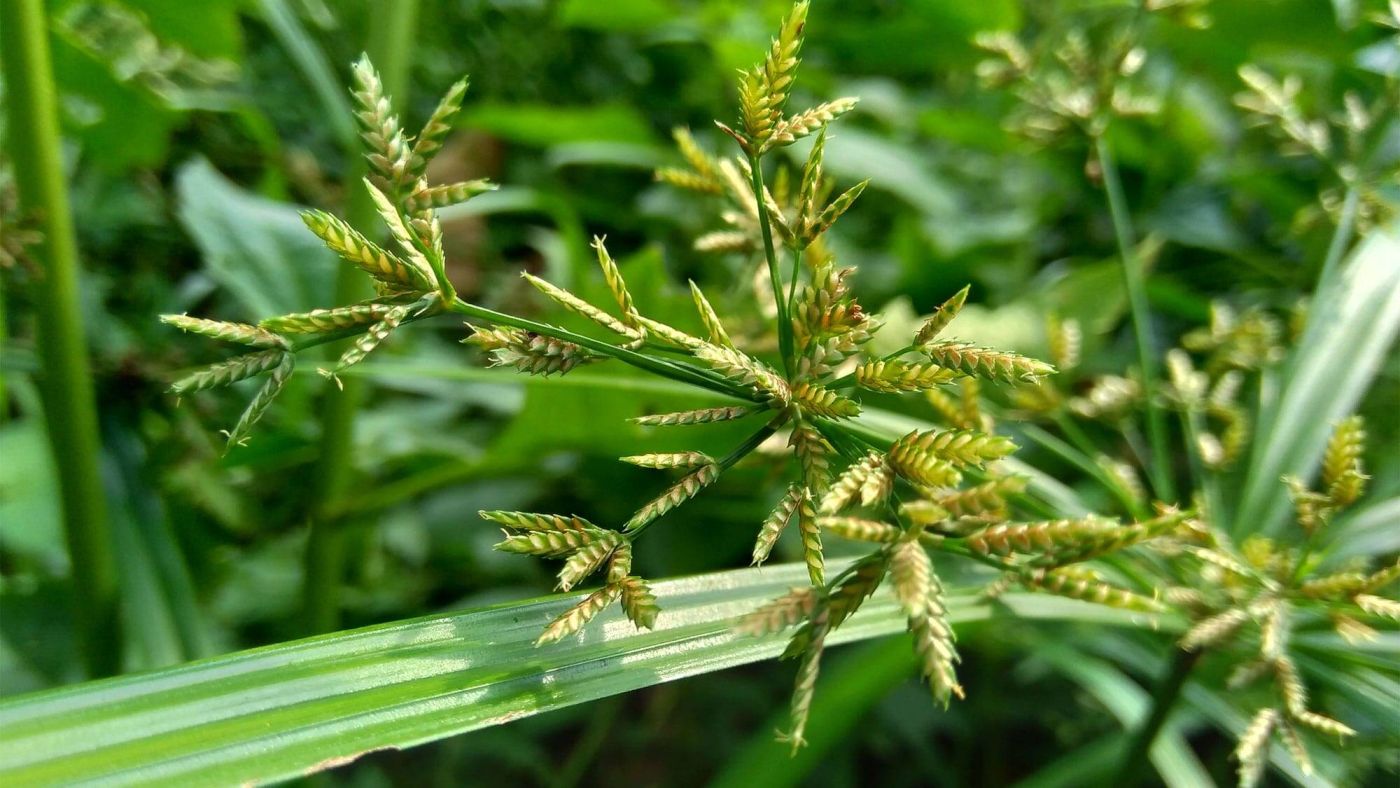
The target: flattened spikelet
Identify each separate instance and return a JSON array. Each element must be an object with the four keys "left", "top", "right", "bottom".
[
  {"left": 171, "top": 349, "right": 285, "bottom": 395},
  {"left": 753, "top": 484, "right": 802, "bottom": 565},
  {"left": 1179, "top": 608, "right": 1250, "bottom": 650},
  {"left": 964, "top": 516, "right": 1119, "bottom": 558},
  {"left": 260, "top": 303, "right": 392, "bottom": 335},
  {"left": 536, "top": 585, "right": 620, "bottom": 646},
  {"left": 409, "top": 78, "right": 468, "bottom": 176},
  {"left": 495, "top": 529, "right": 596, "bottom": 558},
  {"left": 734, "top": 586, "right": 817, "bottom": 635},
  {"left": 632, "top": 405, "right": 755, "bottom": 427},
  {"left": 404, "top": 180, "right": 495, "bottom": 213},
  {"left": 1322, "top": 416, "right": 1367, "bottom": 507},
  {"left": 224, "top": 353, "right": 295, "bottom": 448},
  {"left": 468, "top": 325, "right": 598, "bottom": 376},
  {"left": 621, "top": 452, "right": 714, "bottom": 469},
  {"left": 856, "top": 360, "right": 960, "bottom": 393},
  {"left": 1019, "top": 567, "right": 1164, "bottom": 612},
  {"left": 634, "top": 315, "right": 704, "bottom": 349},
  {"left": 303, "top": 209, "right": 429, "bottom": 290},
  {"left": 351, "top": 56, "right": 411, "bottom": 187},
  {"left": 819, "top": 452, "right": 890, "bottom": 514},
  {"left": 790, "top": 424, "right": 834, "bottom": 490},
  {"left": 557, "top": 534, "right": 621, "bottom": 591},
  {"left": 739, "top": 0, "right": 809, "bottom": 146},
  {"left": 921, "top": 340, "right": 1055, "bottom": 383},
  {"left": 1292, "top": 710, "right": 1355, "bottom": 738},
  {"left": 793, "top": 382, "right": 860, "bottom": 418},
  {"left": 819, "top": 517, "right": 903, "bottom": 543},
  {"left": 890, "top": 540, "right": 933, "bottom": 618},
  {"left": 624, "top": 464, "right": 720, "bottom": 531},
  {"left": 1278, "top": 720, "right": 1314, "bottom": 776},
  {"left": 162, "top": 314, "right": 286, "bottom": 348},
  {"left": 807, "top": 180, "right": 868, "bottom": 241},
  {"left": 522, "top": 272, "right": 637, "bottom": 338},
  {"left": 689, "top": 281, "right": 733, "bottom": 347},
  {"left": 766, "top": 97, "right": 858, "bottom": 151},
  {"left": 618, "top": 576, "right": 659, "bottom": 629},
  {"left": 915, "top": 286, "right": 970, "bottom": 346},
  {"left": 779, "top": 606, "right": 827, "bottom": 752},
  {"left": 591, "top": 237, "right": 641, "bottom": 330},
  {"left": 827, "top": 554, "right": 889, "bottom": 630},
  {"left": 909, "top": 570, "right": 962, "bottom": 706},
  {"left": 1235, "top": 708, "right": 1277, "bottom": 788},
  {"left": 481, "top": 510, "right": 596, "bottom": 532},
  {"left": 890, "top": 428, "right": 1015, "bottom": 470},
  {"left": 936, "top": 476, "right": 1027, "bottom": 518},
  {"left": 327, "top": 301, "right": 413, "bottom": 377},
  {"left": 1354, "top": 594, "right": 1400, "bottom": 619},
  {"left": 695, "top": 343, "right": 791, "bottom": 405}
]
